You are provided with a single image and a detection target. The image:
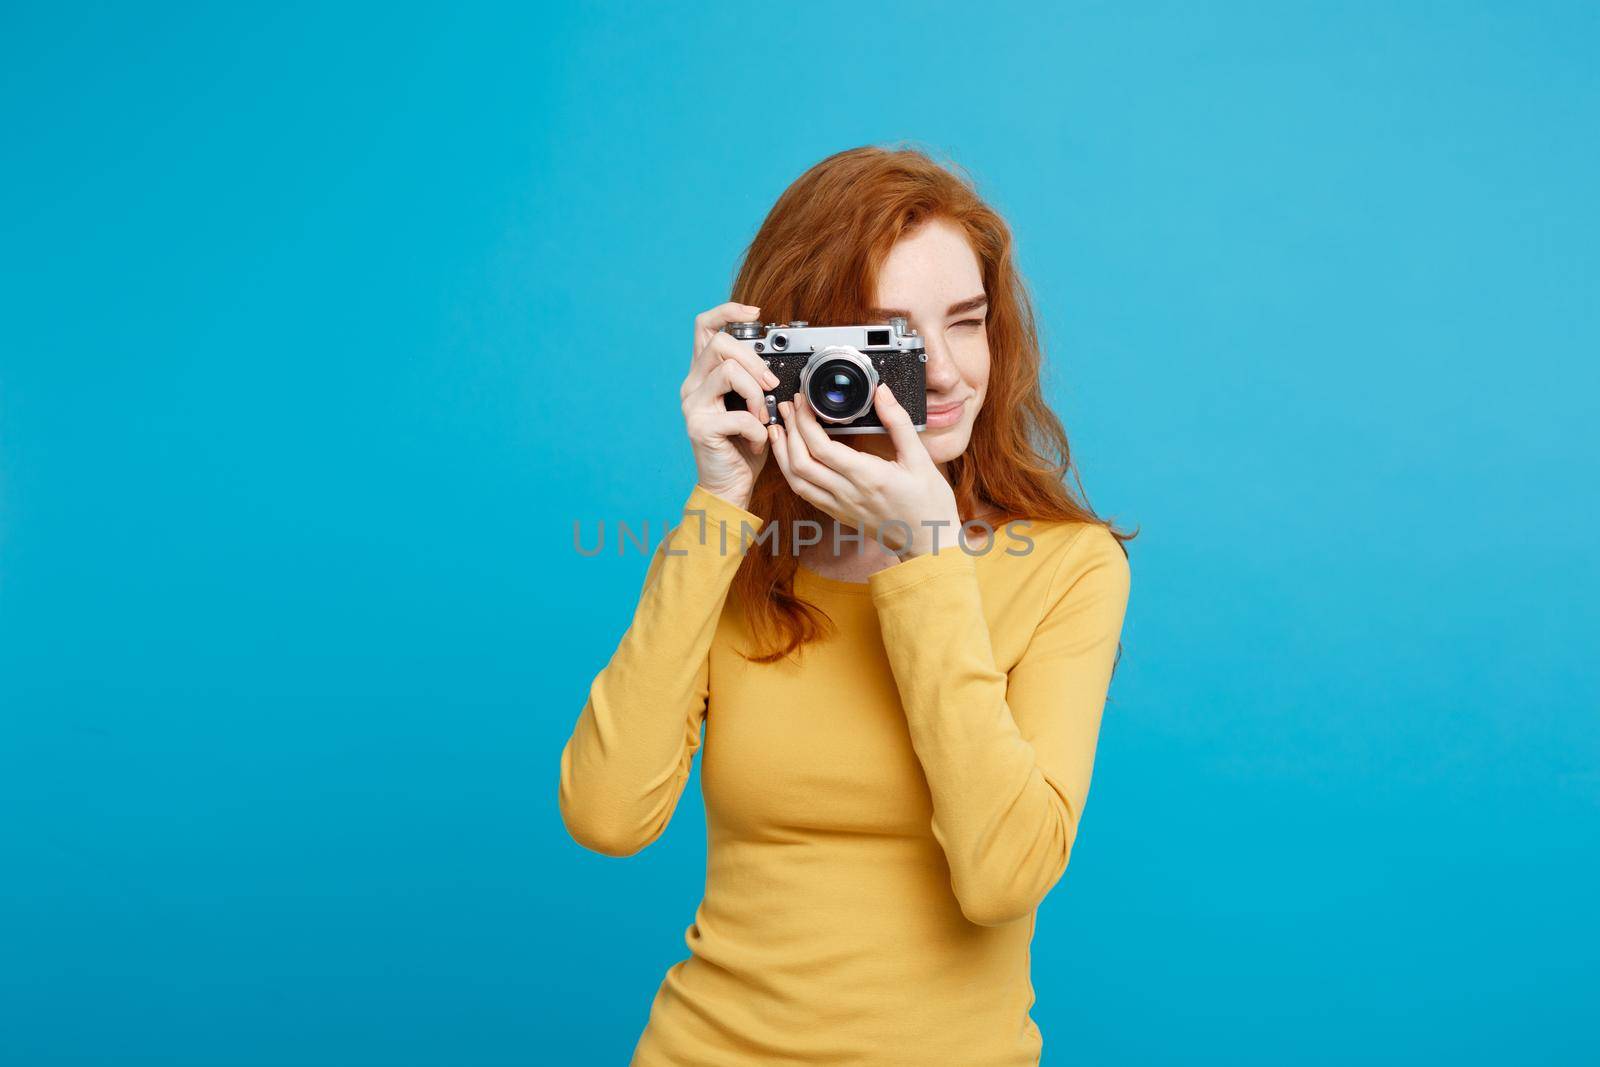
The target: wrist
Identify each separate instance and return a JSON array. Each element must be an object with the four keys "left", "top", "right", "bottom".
[
  {"left": 893, "top": 516, "right": 960, "bottom": 560},
  {"left": 695, "top": 481, "right": 752, "bottom": 513}
]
